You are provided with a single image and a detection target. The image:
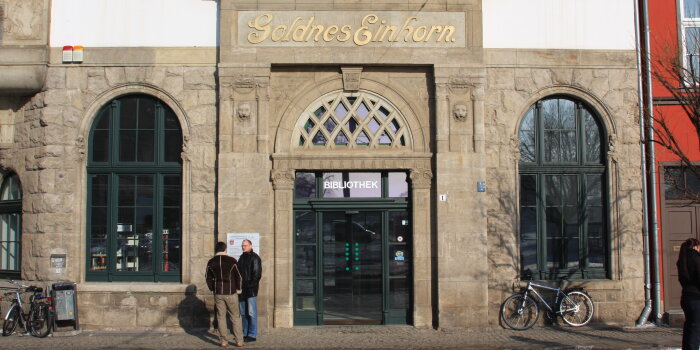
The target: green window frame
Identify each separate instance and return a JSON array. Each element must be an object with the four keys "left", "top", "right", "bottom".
[
  {"left": 0, "top": 173, "right": 21, "bottom": 279},
  {"left": 518, "top": 97, "right": 609, "bottom": 280},
  {"left": 86, "top": 94, "right": 183, "bottom": 282}
]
